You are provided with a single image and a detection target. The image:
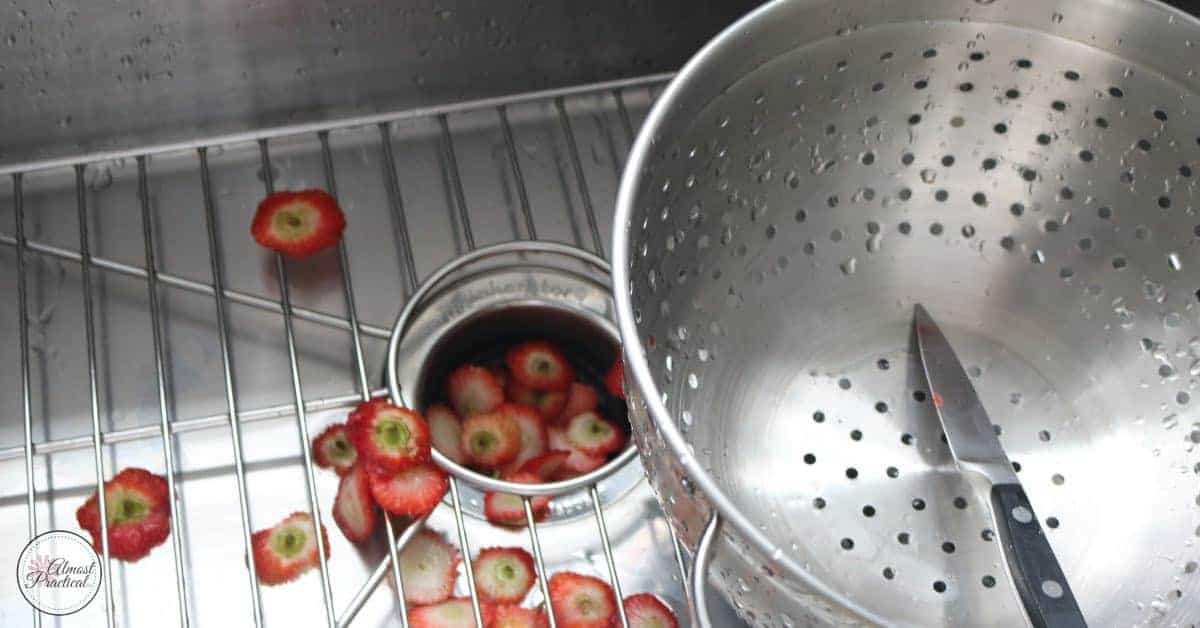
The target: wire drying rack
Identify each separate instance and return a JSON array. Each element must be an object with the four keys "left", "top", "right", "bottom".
[{"left": 0, "top": 73, "right": 699, "bottom": 627}]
